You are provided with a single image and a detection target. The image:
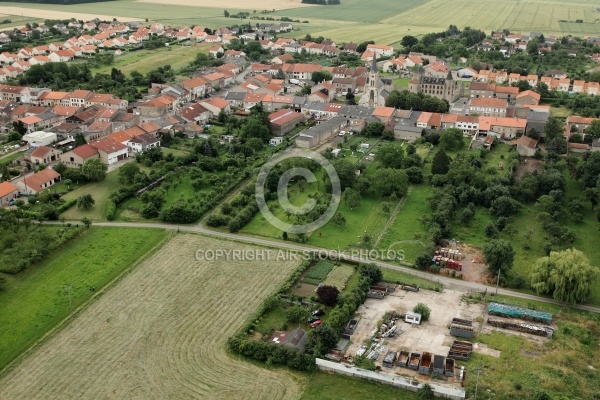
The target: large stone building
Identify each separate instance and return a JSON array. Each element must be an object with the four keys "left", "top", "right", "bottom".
[{"left": 408, "top": 69, "right": 463, "bottom": 102}]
